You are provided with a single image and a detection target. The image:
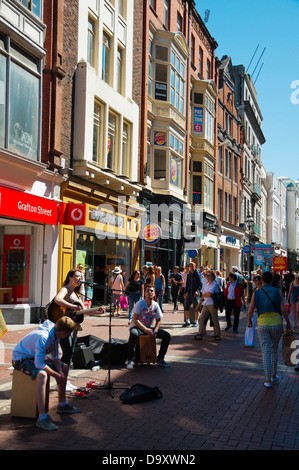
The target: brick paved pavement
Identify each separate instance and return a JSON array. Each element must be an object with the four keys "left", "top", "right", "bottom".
[{"left": 0, "top": 303, "right": 298, "bottom": 452}]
